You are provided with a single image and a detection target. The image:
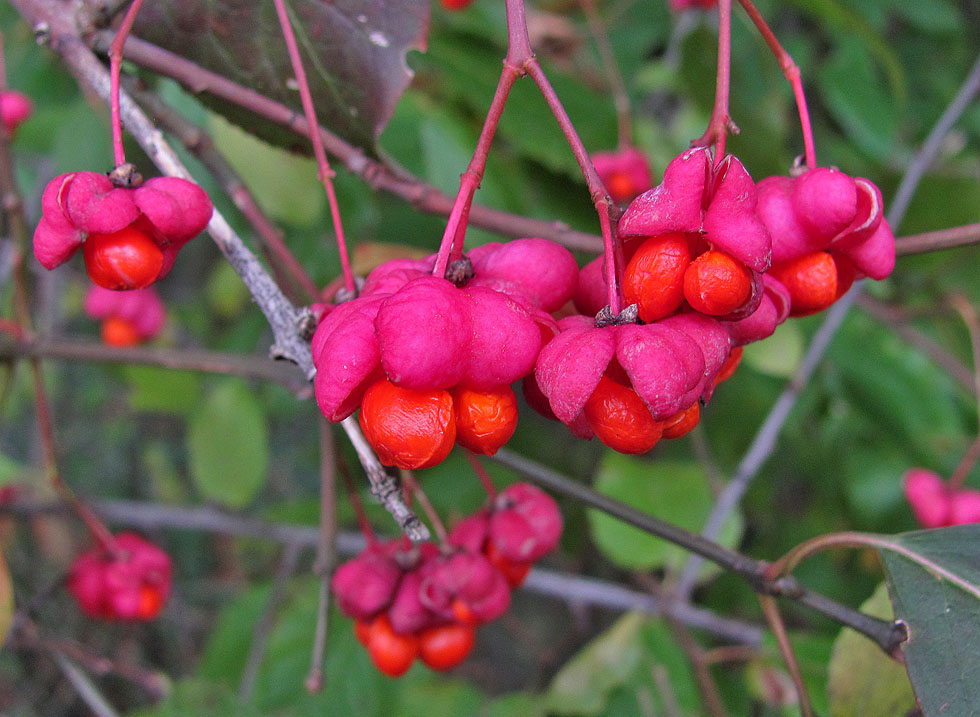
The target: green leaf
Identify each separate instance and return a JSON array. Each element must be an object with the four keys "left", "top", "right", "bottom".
[
  {"left": 888, "top": 0, "right": 962, "bottom": 34},
  {"left": 204, "top": 257, "right": 253, "bottom": 320},
  {"left": 208, "top": 114, "right": 324, "bottom": 226},
  {"left": 133, "top": 0, "right": 429, "bottom": 152},
  {"left": 130, "top": 678, "right": 259, "bottom": 717},
  {"left": 828, "top": 583, "right": 915, "bottom": 717},
  {"left": 817, "top": 37, "right": 899, "bottom": 161},
  {"left": 125, "top": 365, "right": 201, "bottom": 415},
  {"left": 742, "top": 321, "right": 804, "bottom": 378},
  {"left": 832, "top": 313, "right": 968, "bottom": 469},
  {"left": 588, "top": 456, "right": 743, "bottom": 573},
  {"left": 187, "top": 379, "right": 269, "bottom": 508},
  {"left": 545, "top": 611, "right": 646, "bottom": 715},
  {"left": 0, "top": 450, "right": 24, "bottom": 486},
  {"left": 880, "top": 525, "right": 980, "bottom": 714}
]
